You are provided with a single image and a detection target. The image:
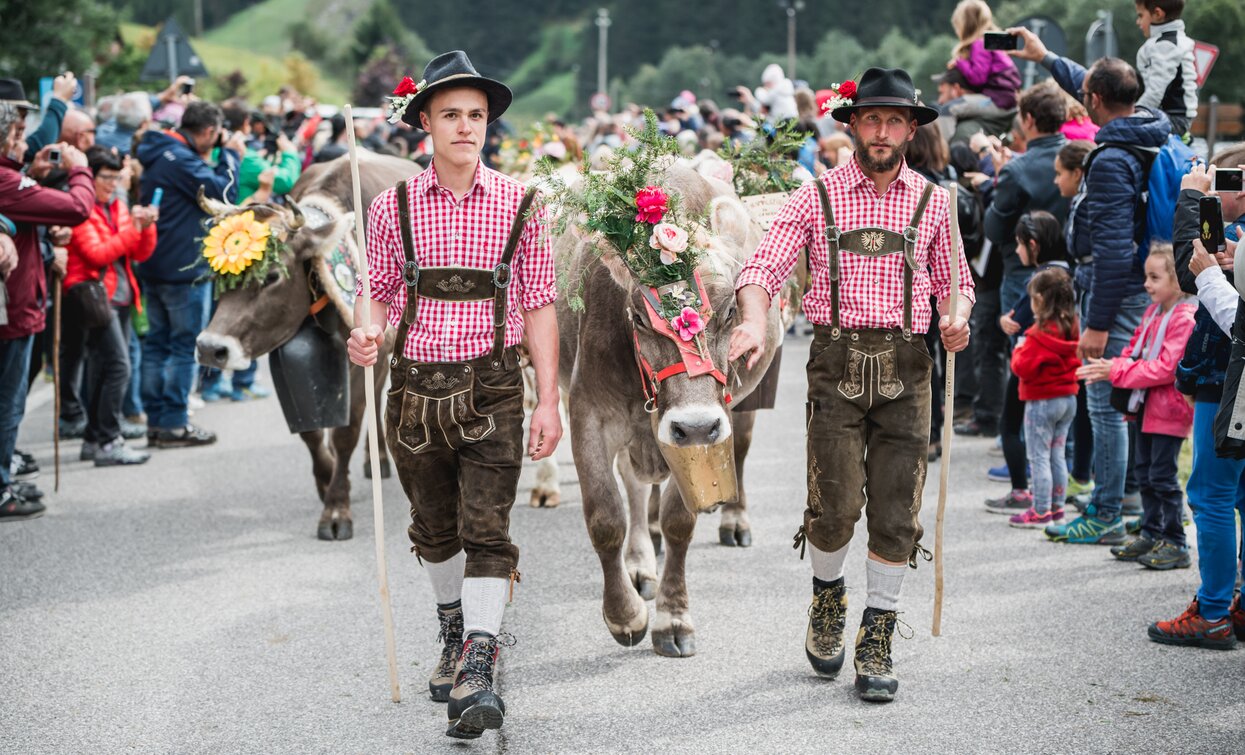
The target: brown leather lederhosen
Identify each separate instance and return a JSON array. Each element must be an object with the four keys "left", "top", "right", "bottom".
[
  {"left": 796, "top": 179, "right": 938, "bottom": 567},
  {"left": 385, "top": 179, "right": 536, "bottom": 578}
]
